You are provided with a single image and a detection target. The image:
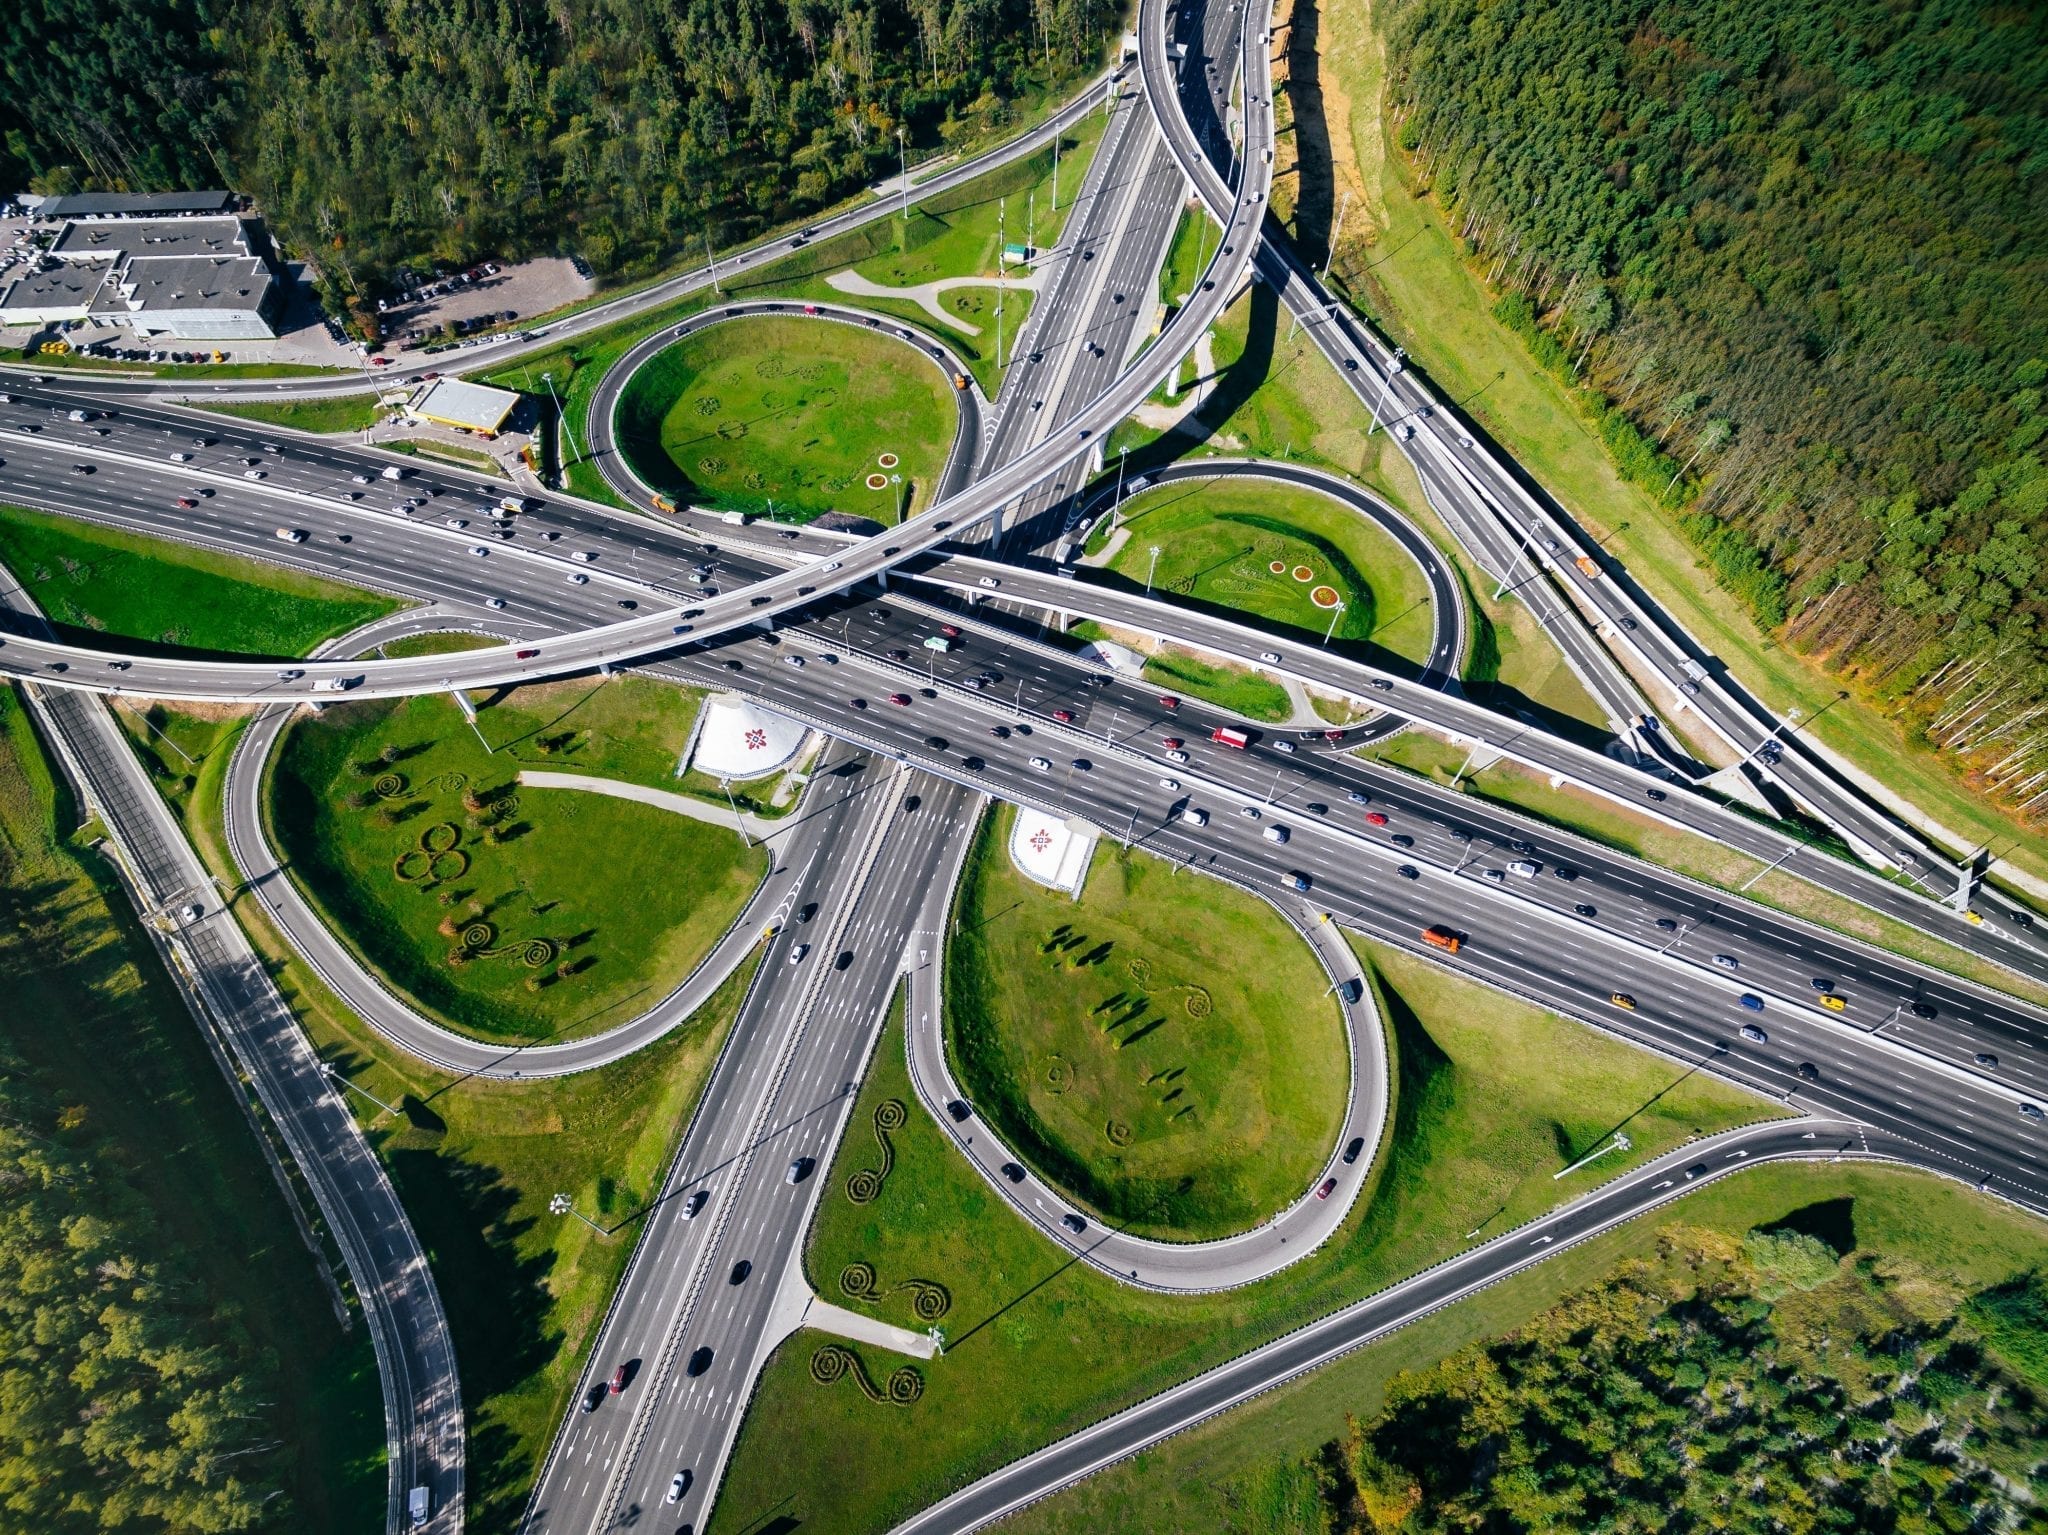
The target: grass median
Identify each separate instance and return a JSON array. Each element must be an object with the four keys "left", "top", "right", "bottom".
[
  {"left": 946, "top": 804, "right": 1348, "bottom": 1240},
  {"left": 196, "top": 394, "right": 386, "bottom": 434},
  {"left": 264, "top": 675, "right": 763, "bottom": 1044},
  {"left": 0, "top": 503, "right": 403, "bottom": 657},
  {"left": 709, "top": 928, "right": 1771, "bottom": 1535},
  {"left": 614, "top": 314, "right": 956, "bottom": 524}
]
